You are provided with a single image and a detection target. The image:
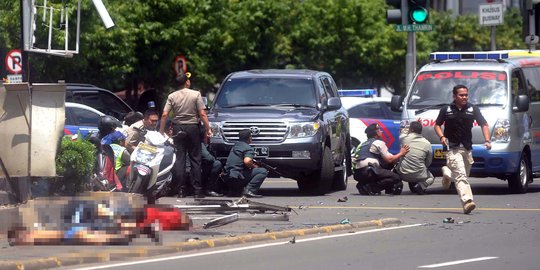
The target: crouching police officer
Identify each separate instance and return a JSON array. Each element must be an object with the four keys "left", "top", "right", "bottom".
[
  {"left": 353, "top": 123, "right": 409, "bottom": 195},
  {"left": 223, "top": 129, "right": 268, "bottom": 198}
]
